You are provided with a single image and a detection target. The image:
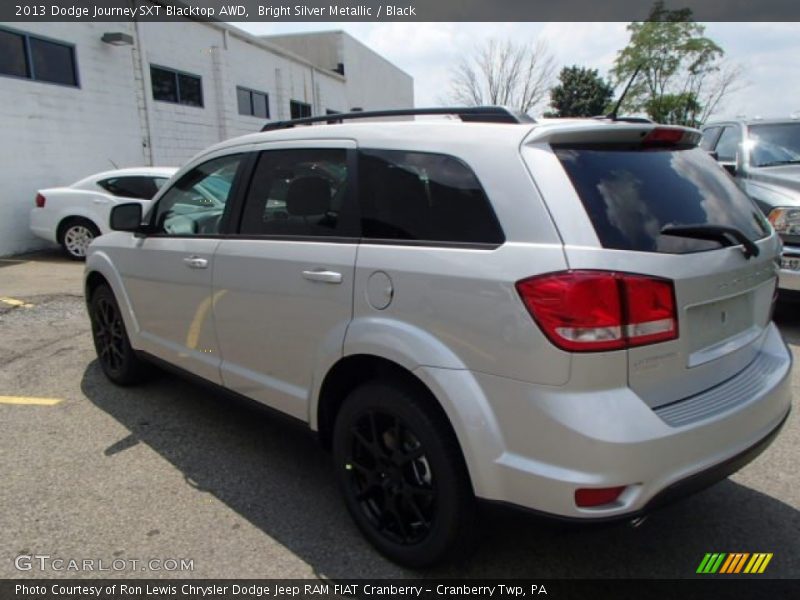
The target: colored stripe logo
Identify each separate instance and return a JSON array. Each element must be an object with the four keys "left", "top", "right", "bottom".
[{"left": 697, "top": 553, "right": 773, "bottom": 574}]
